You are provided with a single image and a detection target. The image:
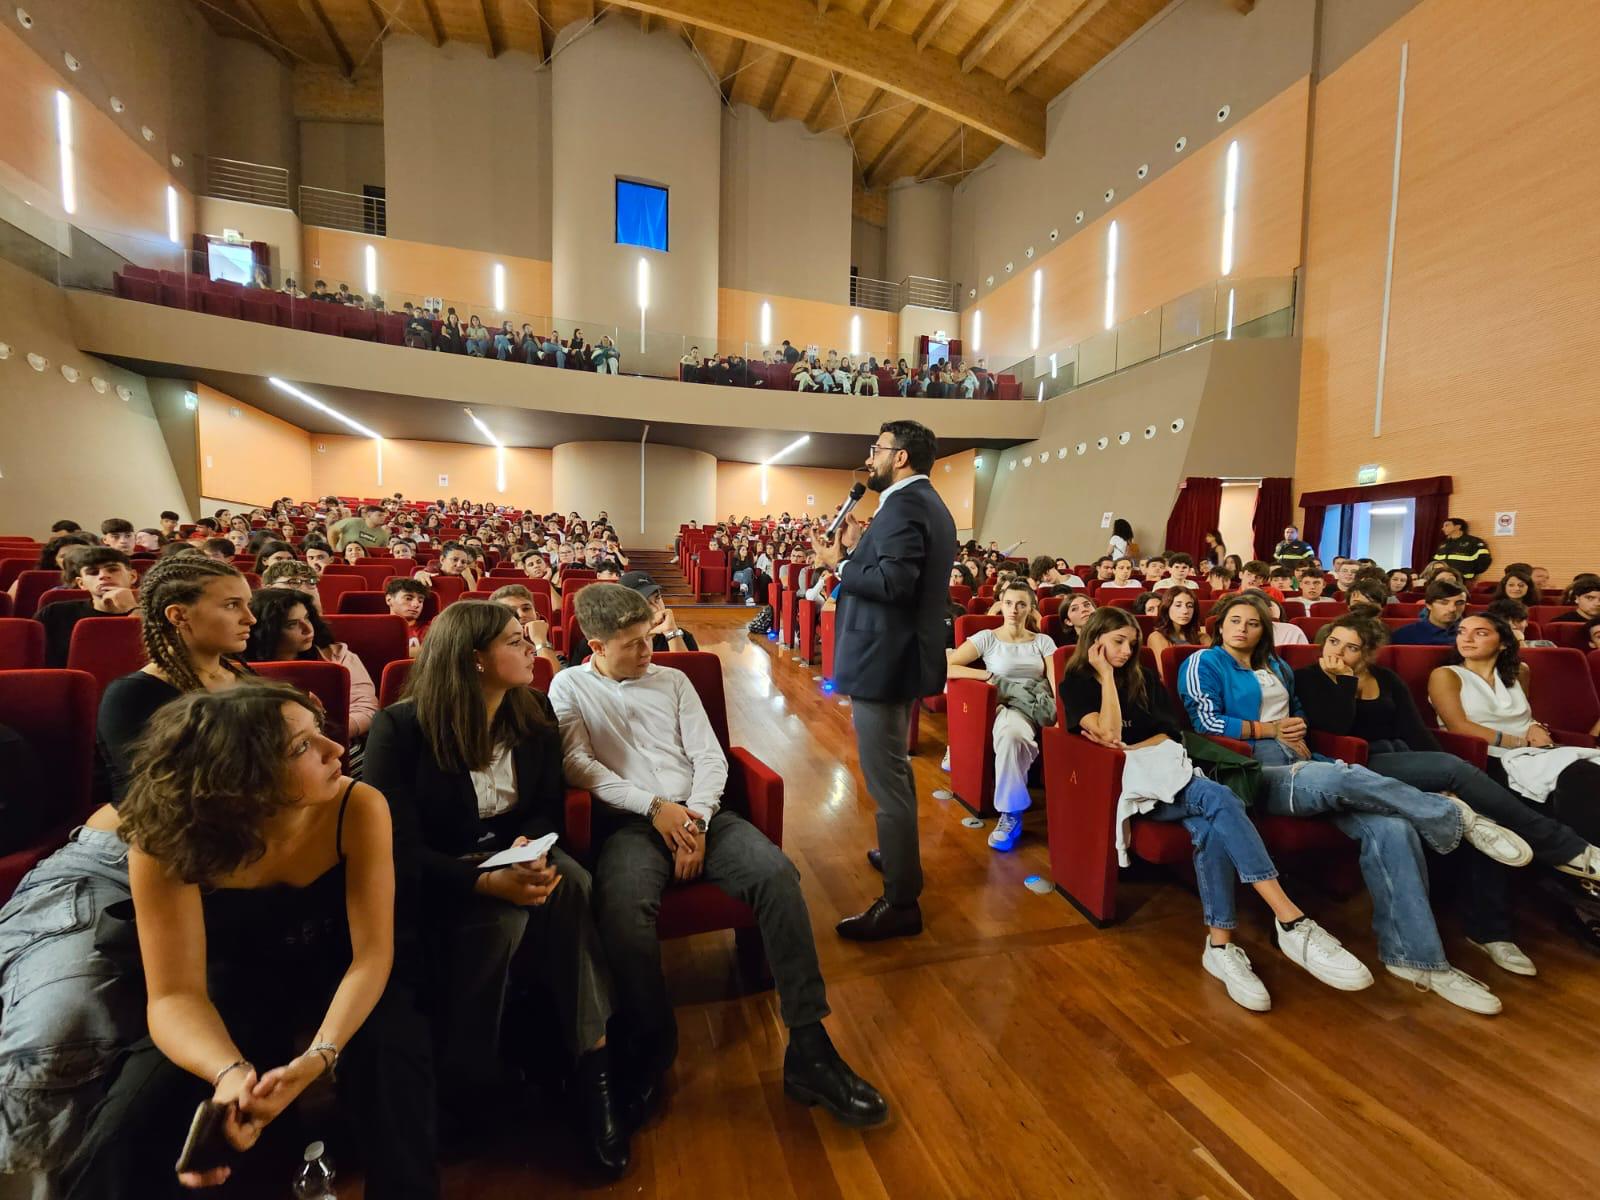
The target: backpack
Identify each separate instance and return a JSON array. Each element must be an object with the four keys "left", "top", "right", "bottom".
[{"left": 747, "top": 605, "right": 775, "bottom": 635}]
